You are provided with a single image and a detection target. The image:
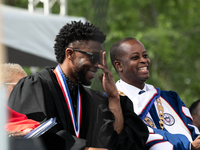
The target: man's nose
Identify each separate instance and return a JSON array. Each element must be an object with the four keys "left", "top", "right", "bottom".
[{"left": 140, "top": 57, "right": 147, "bottom": 63}]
